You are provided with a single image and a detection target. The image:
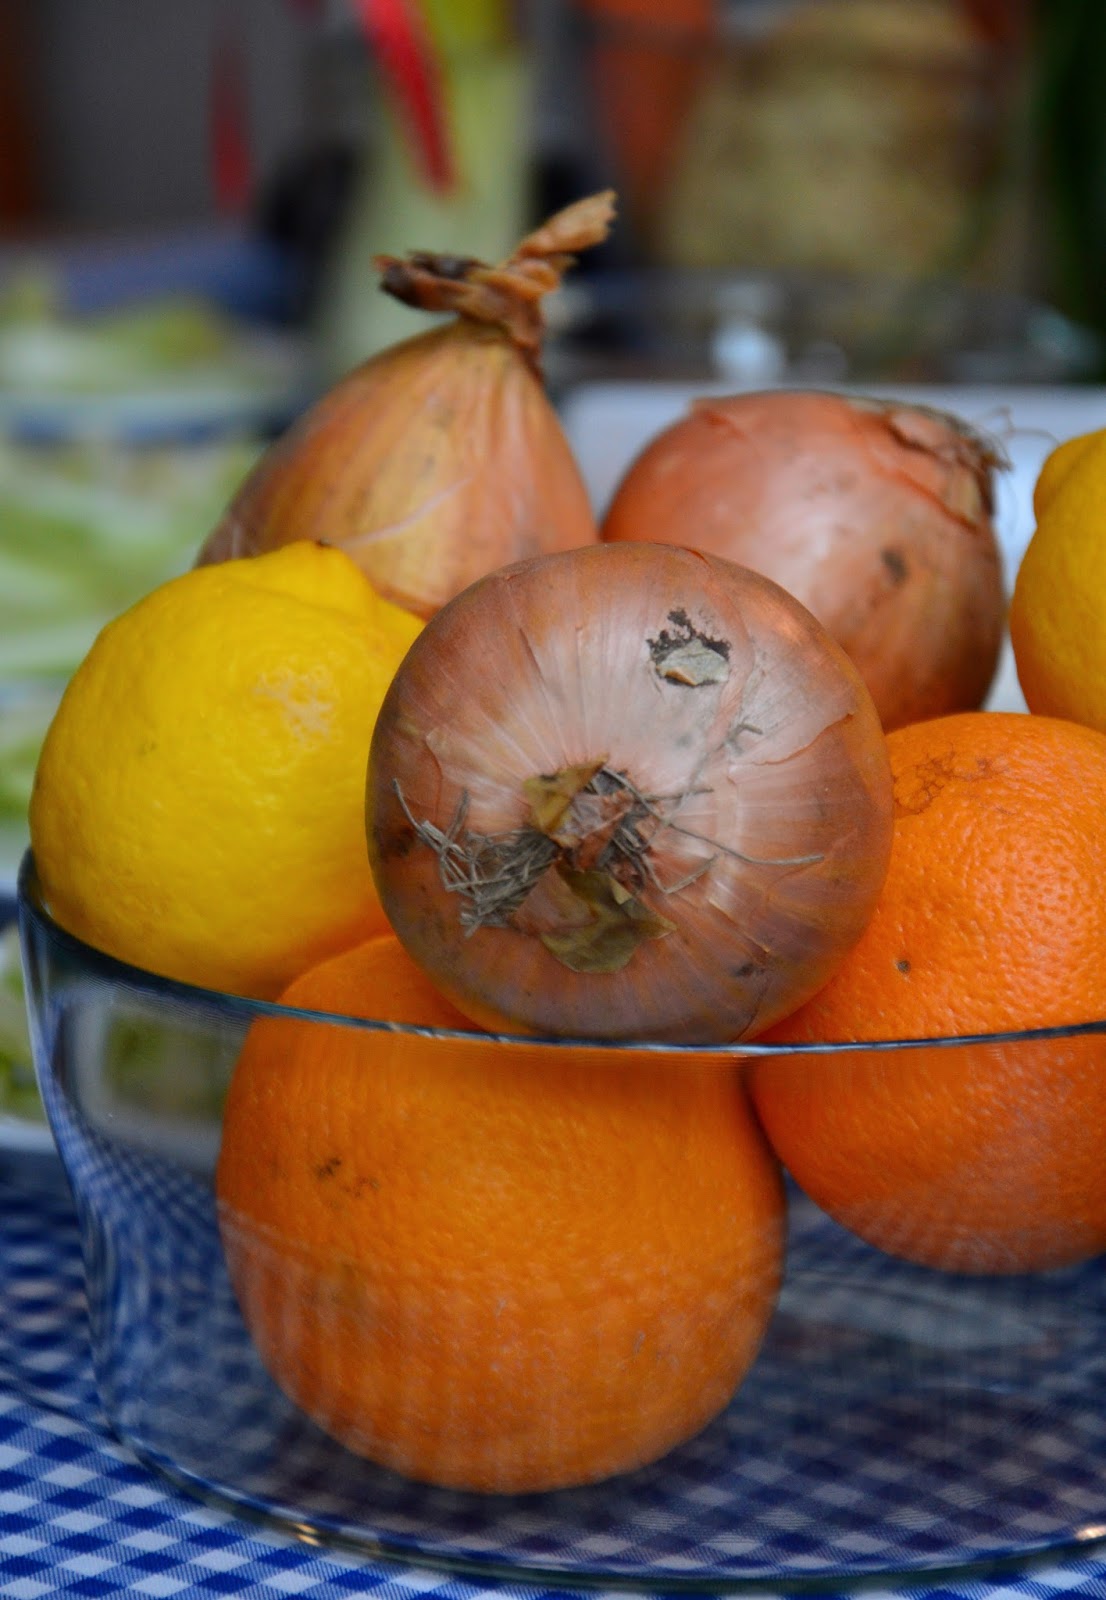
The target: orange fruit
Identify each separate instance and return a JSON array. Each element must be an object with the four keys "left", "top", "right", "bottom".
[
  {"left": 216, "top": 935, "right": 785, "bottom": 1493},
  {"left": 749, "top": 710, "right": 1106, "bottom": 1275}
]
